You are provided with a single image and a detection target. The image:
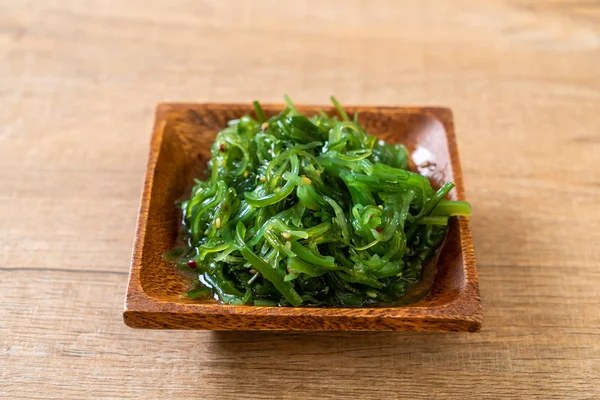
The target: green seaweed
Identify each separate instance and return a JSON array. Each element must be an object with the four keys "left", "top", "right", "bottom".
[{"left": 171, "top": 96, "right": 471, "bottom": 307}]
